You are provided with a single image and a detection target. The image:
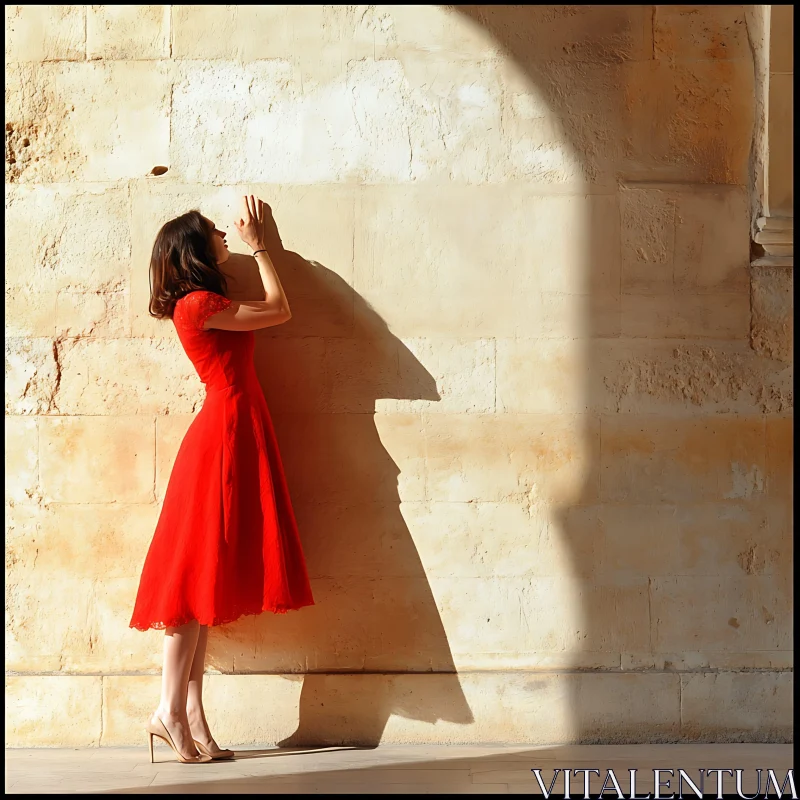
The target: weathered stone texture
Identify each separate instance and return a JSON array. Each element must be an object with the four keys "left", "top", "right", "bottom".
[
  {"left": 86, "top": 5, "right": 169, "bottom": 61},
  {"left": 621, "top": 185, "right": 750, "bottom": 295},
  {"left": 680, "top": 672, "right": 794, "bottom": 742},
  {"left": 5, "top": 417, "right": 39, "bottom": 505},
  {"left": 4, "top": 5, "right": 85, "bottom": 62},
  {"left": 39, "top": 416, "right": 155, "bottom": 504},
  {"left": 55, "top": 338, "right": 203, "bottom": 416},
  {"left": 5, "top": 62, "right": 170, "bottom": 183},
  {"left": 5, "top": 185, "right": 131, "bottom": 293},
  {"left": 651, "top": 576, "right": 791, "bottom": 652},
  {"left": 653, "top": 6, "right": 750, "bottom": 62},
  {"left": 5, "top": 338, "right": 60, "bottom": 416},
  {"left": 600, "top": 417, "right": 766, "bottom": 504},
  {"left": 5, "top": 677, "right": 102, "bottom": 747},
  {"left": 597, "top": 340, "right": 792, "bottom": 415},
  {"left": 750, "top": 266, "right": 793, "bottom": 362}
]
